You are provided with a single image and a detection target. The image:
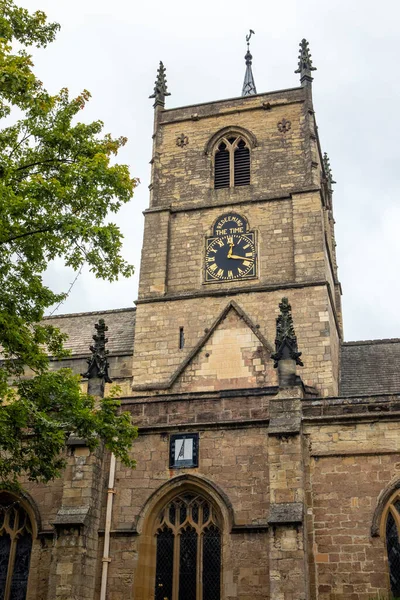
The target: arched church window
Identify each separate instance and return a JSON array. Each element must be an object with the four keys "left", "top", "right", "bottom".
[
  {"left": 0, "top": 493, "right": 33, "bottom": 600},
  {"left": 214, "top": 137, "right": 250, "bottom": 189},
  {"left": 154, "top": 492, "right": 221, "bottom": 600},
  {"left": 385, "top": 495, "right": 400, "bottom": 597}
]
